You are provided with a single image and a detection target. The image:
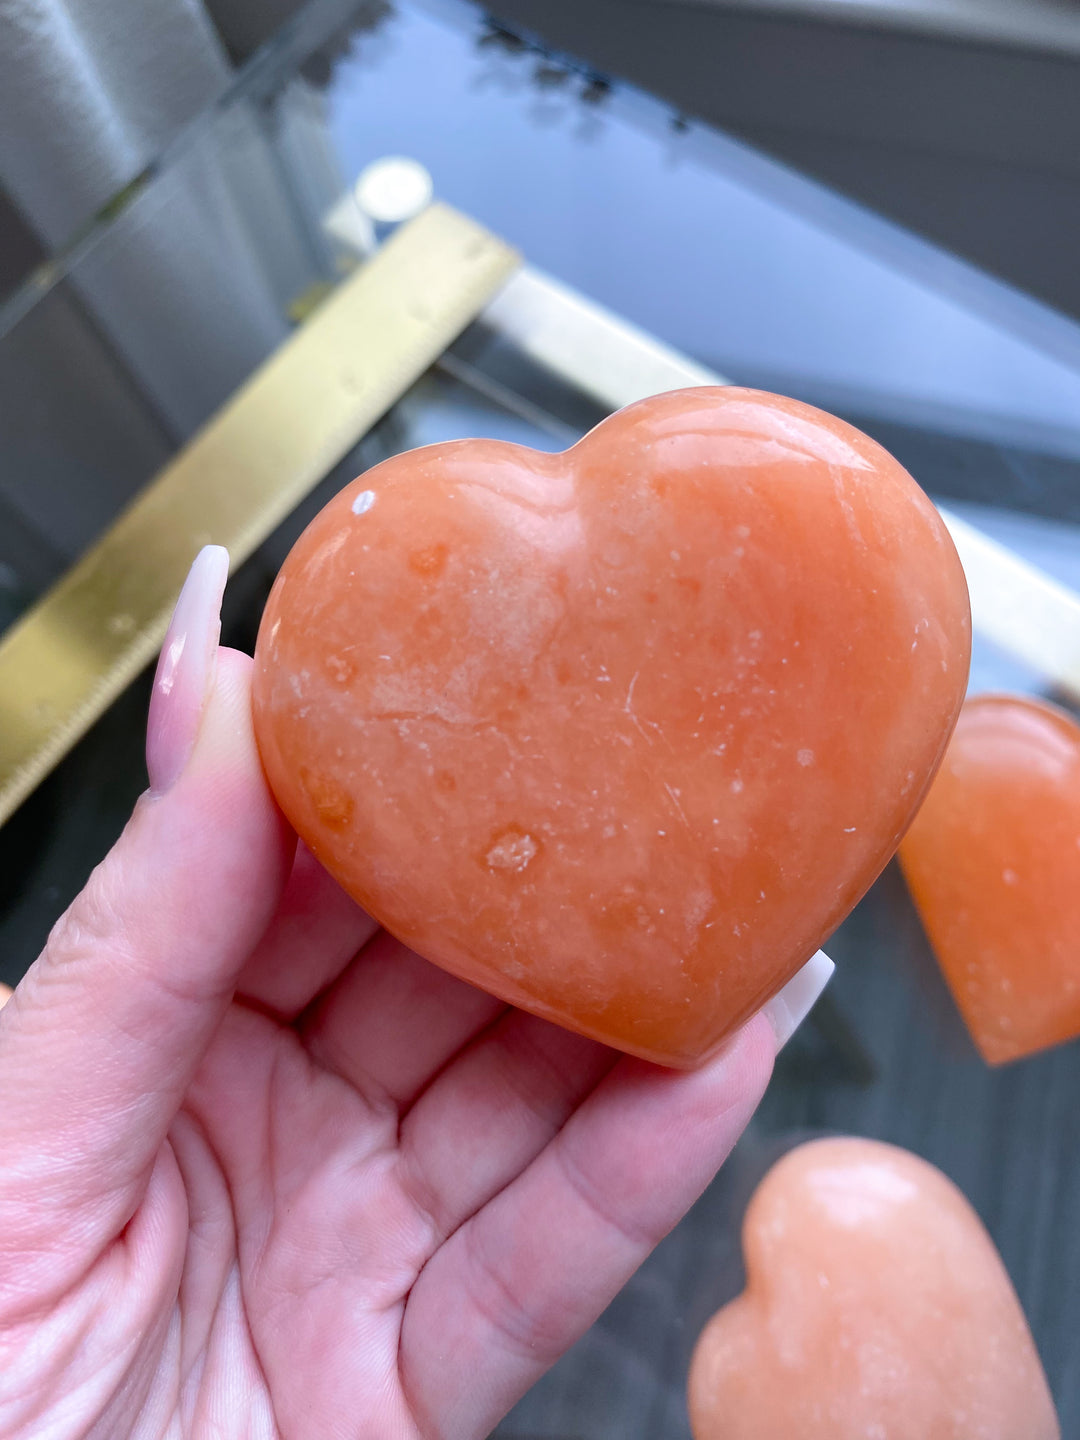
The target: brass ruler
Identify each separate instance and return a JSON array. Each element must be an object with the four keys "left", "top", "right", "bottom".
[{"left": 0, "top": 203, "right": 519, "bottom": 825}]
